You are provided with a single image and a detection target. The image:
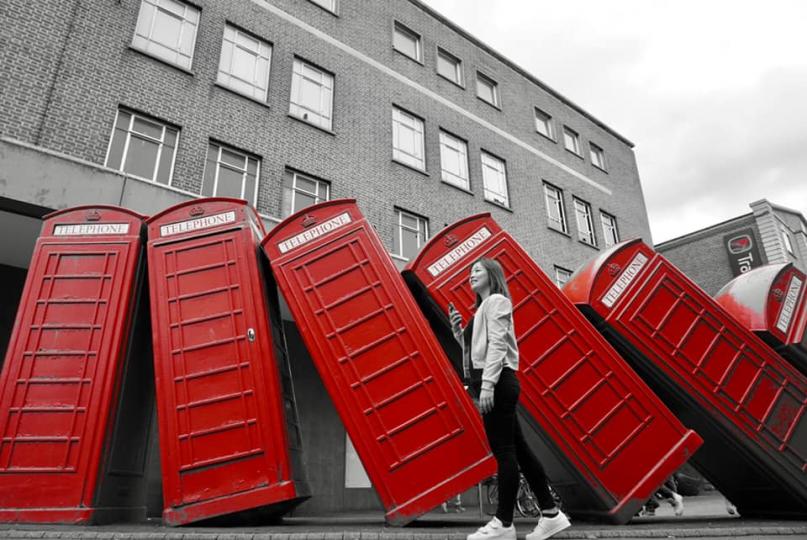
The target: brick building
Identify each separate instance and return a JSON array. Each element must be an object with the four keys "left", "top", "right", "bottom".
[
  {"left": 656, "top": 200, "right": 807, "bottom": 296},
  {"left": 0, "top": 0, "right": 651, "bottom": 515}
]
